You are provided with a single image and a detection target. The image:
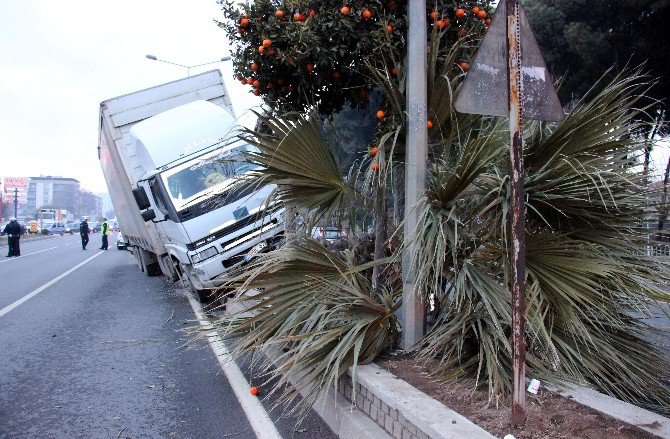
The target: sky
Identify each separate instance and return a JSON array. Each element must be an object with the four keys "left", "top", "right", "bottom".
[
  {"left": 0, "top": 0, "right": 260, "bottom": 194},
  {"left": 0, "top": 1, "right": 668, "bottom": 196}
]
